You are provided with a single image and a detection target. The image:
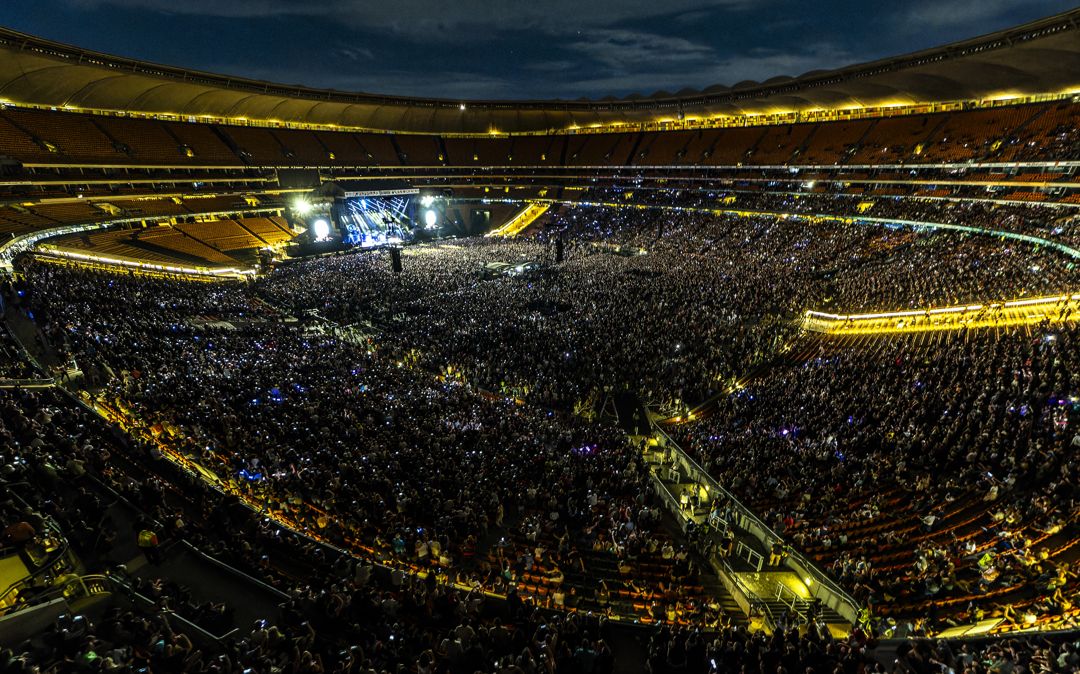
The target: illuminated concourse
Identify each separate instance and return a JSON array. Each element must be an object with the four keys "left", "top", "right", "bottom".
[{"left": 804, "top": 293, "right": 1080, "bottom": 335}]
